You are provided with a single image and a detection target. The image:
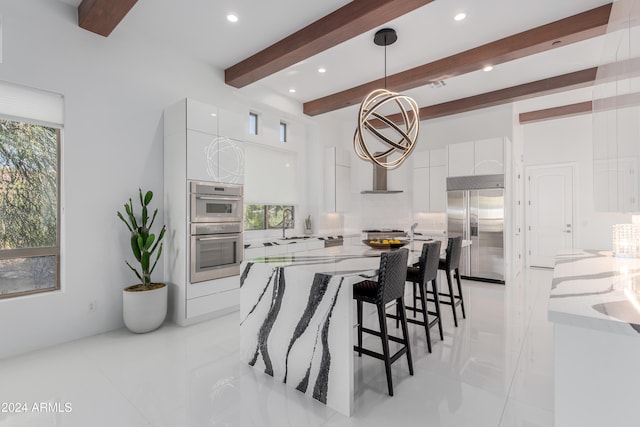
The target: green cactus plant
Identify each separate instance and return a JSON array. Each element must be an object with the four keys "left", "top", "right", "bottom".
[{"left": 117, "top": 189, "right": 166, "bottom": 290}]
